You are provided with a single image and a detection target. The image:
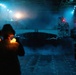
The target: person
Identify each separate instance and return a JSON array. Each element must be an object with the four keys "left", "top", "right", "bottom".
[
  {"left": 71, "top": 27, "right": 76, "bottom": 40},
  {"left": 0, "top": 24, "right": 25, "bottom": 75},
  {"left": 0, "top": 30, "right": 2, "bottom": 41}
]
